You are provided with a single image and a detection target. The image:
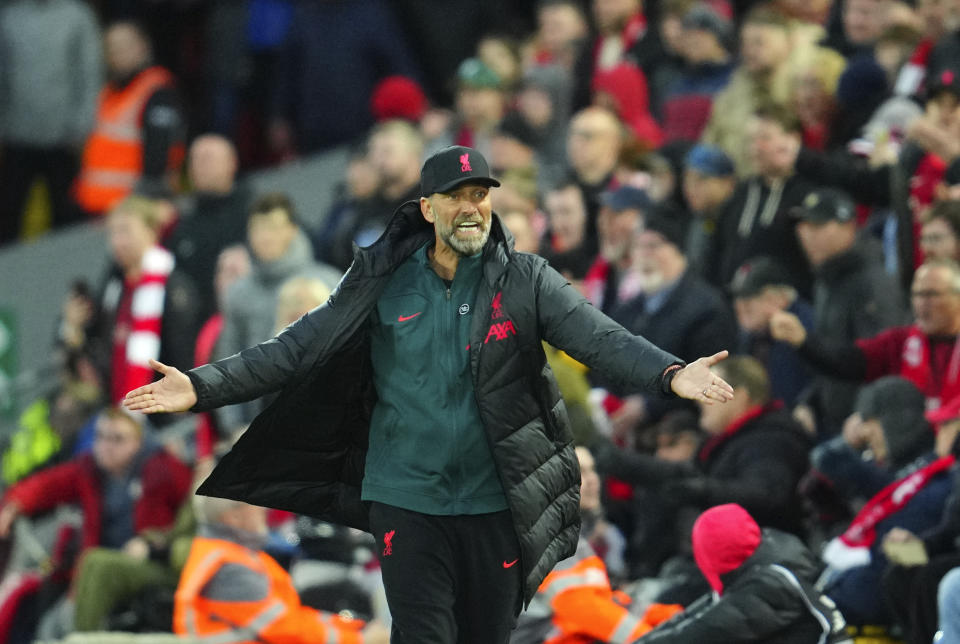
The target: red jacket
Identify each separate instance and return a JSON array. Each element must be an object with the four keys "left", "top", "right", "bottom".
[{"left": 3, "top": 447, "right": 191, "bottom": 551}]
